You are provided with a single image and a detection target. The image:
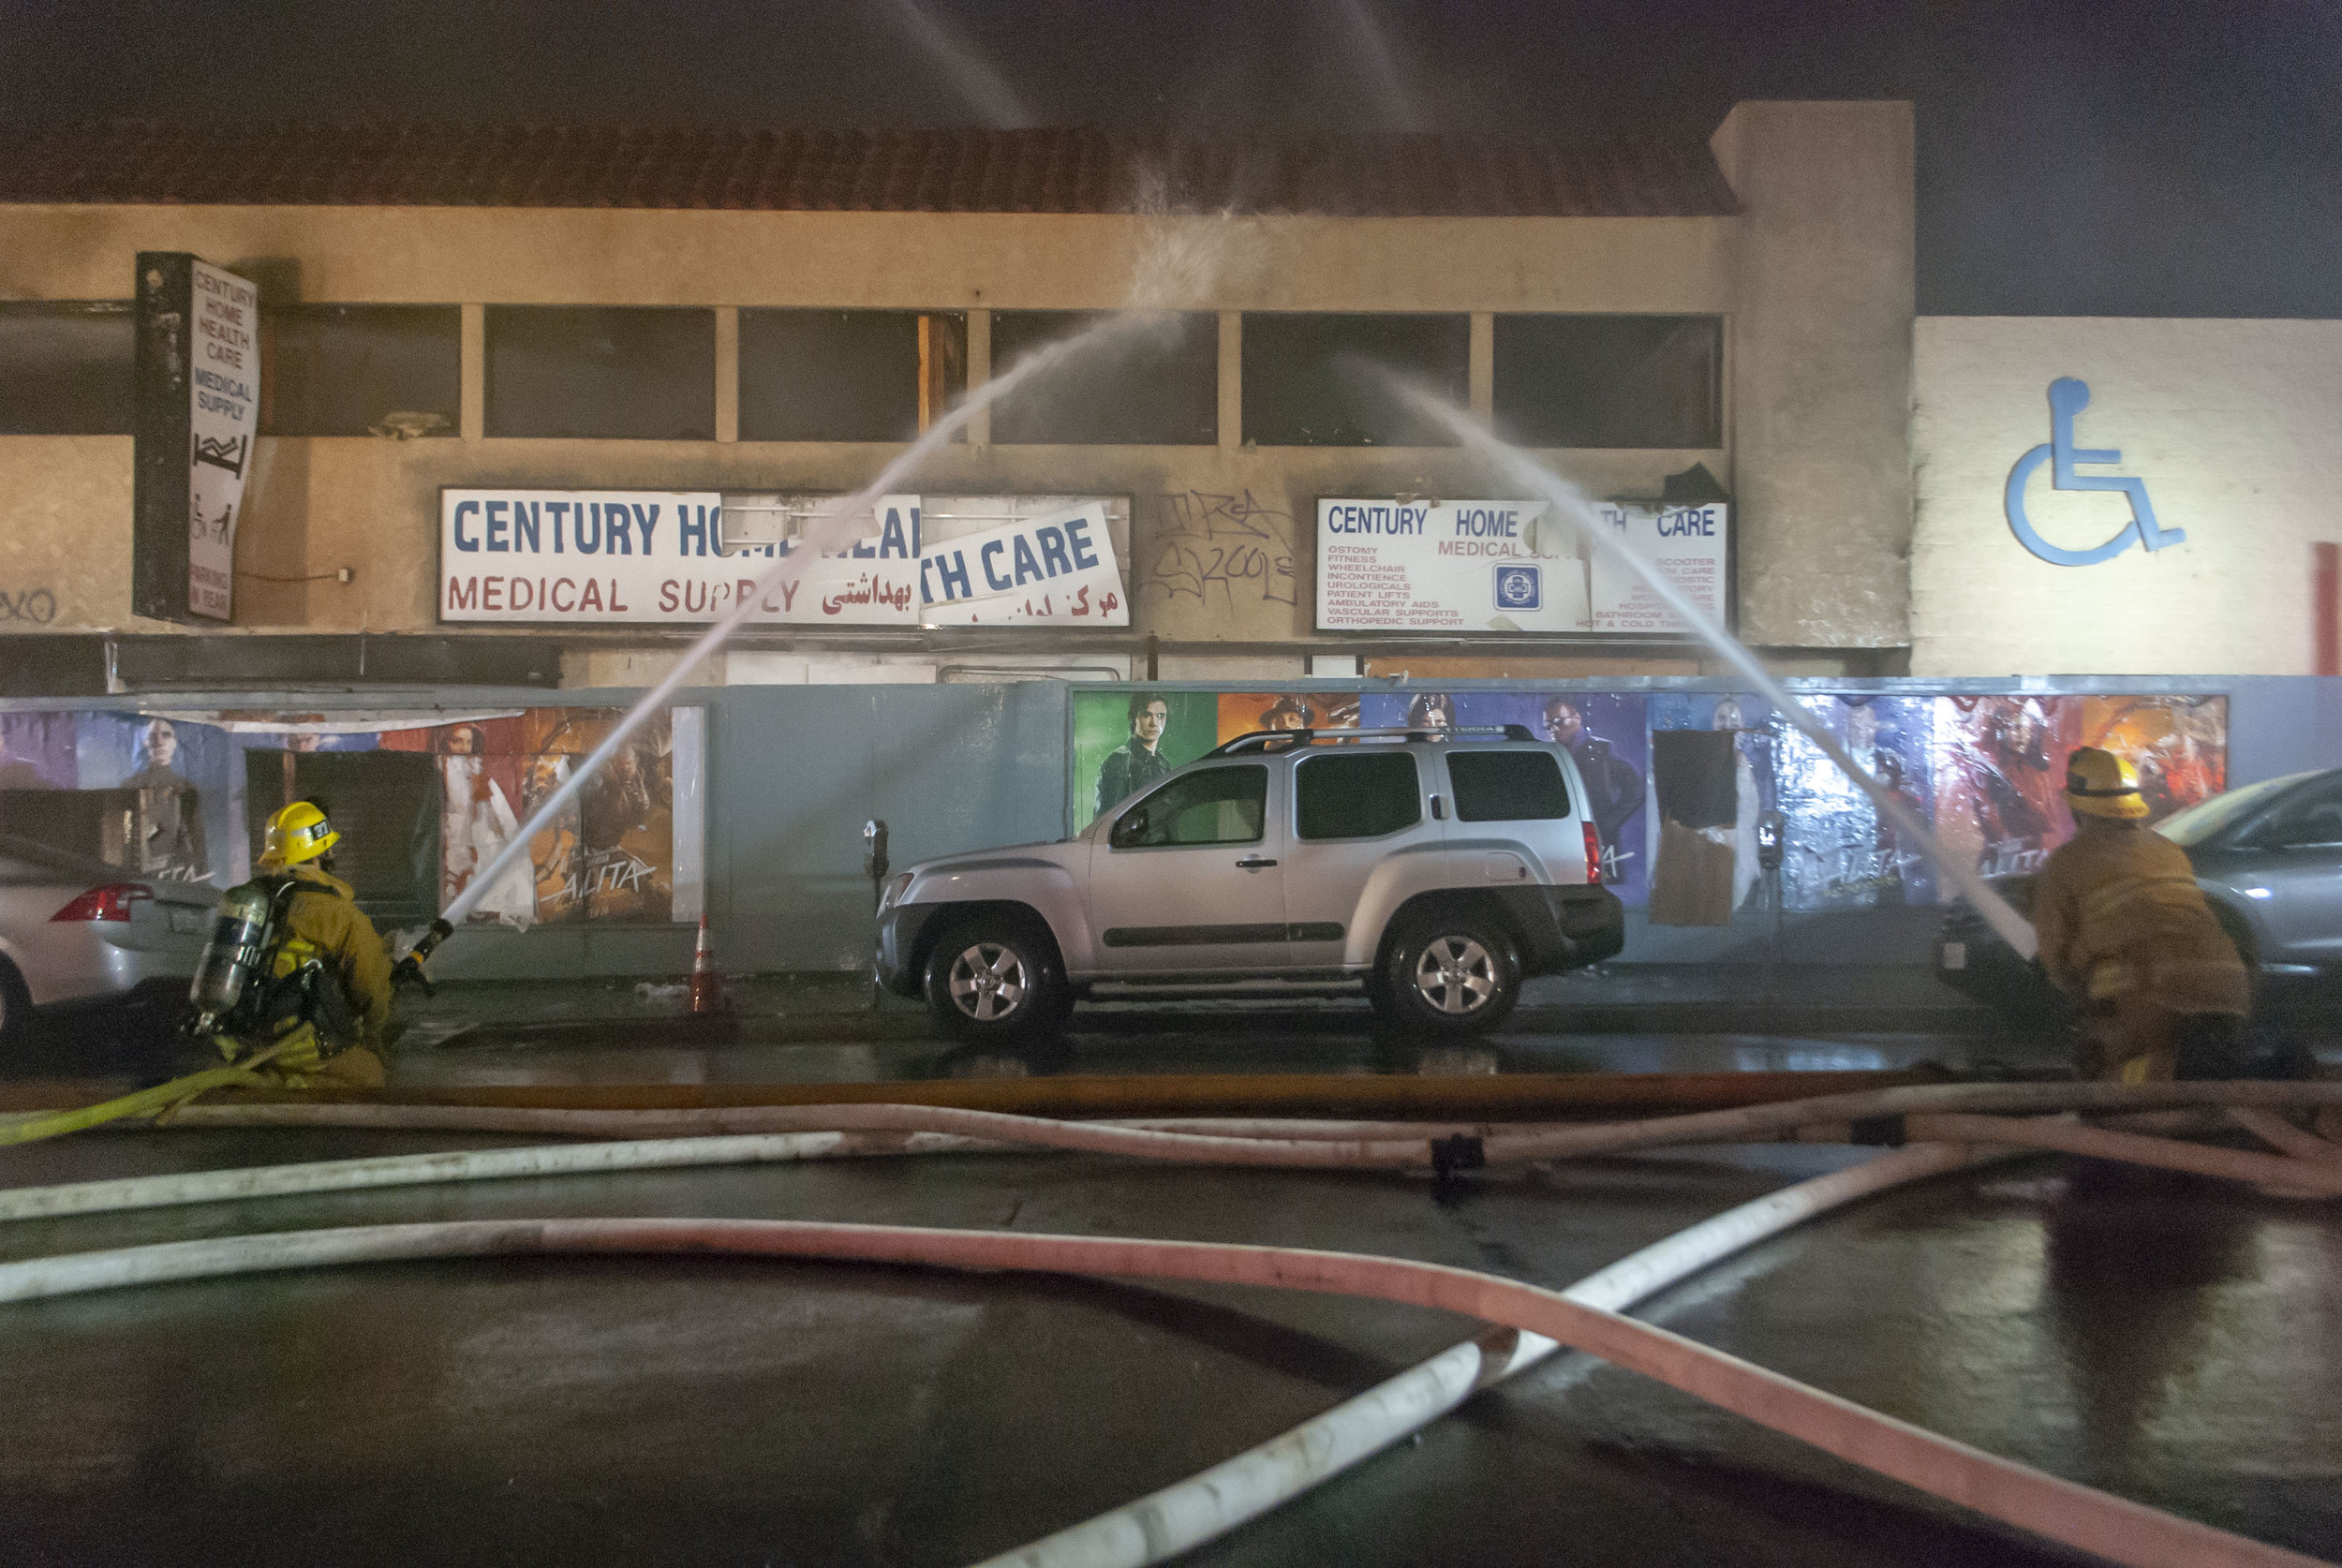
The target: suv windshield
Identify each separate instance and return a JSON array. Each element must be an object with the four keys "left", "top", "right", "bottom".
[{"left": 2156, "top": 771, "right": 2319, "bottom": 847}]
